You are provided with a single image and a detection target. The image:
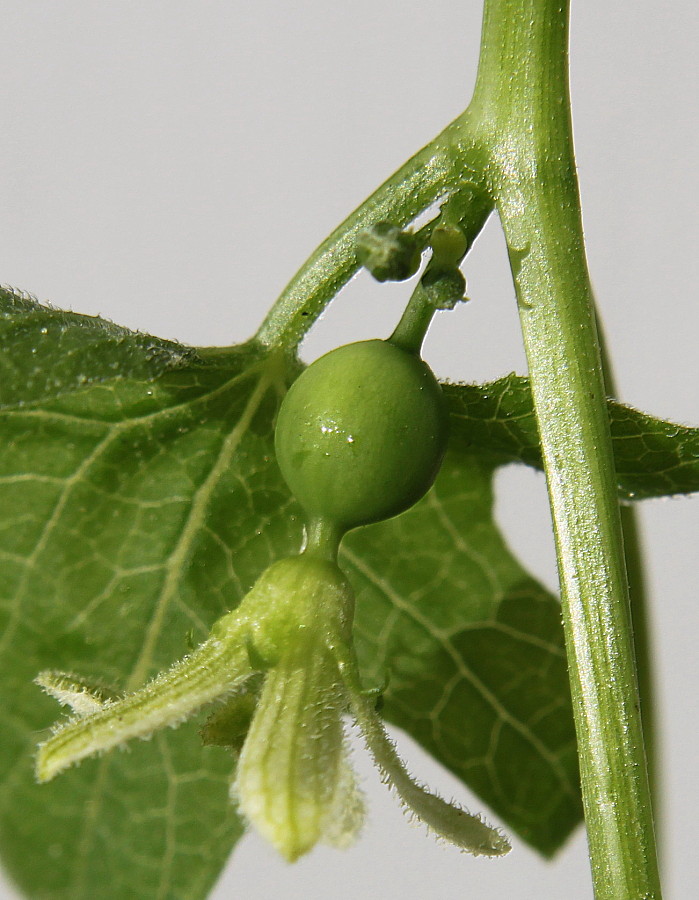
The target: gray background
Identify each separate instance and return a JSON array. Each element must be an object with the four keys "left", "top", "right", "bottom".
[{"left": 0, "top": 1, "right": 697, "bottom": 897}]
